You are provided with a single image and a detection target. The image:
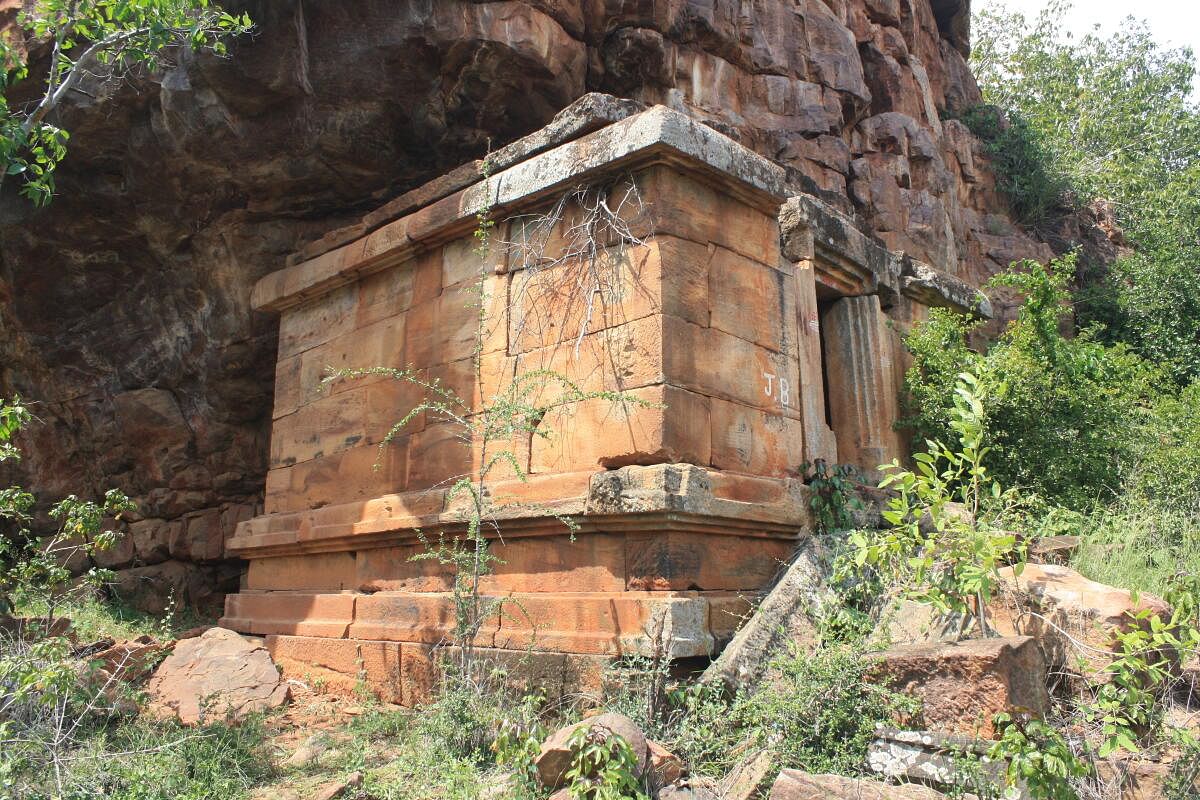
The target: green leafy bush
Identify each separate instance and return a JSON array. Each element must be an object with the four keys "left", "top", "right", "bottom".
[
  {"left": 670, "top": 646, "right": 916, "bottom": 780},
  {"left": 956, "top": 104, "right": 1070, "bottom": 228},
  {"left": 972, "top": 0, "right": 1200, "bottom": 385},
  {"left": 900, "top": 258, "right": 1155, "bottom": 508},
  {"left": 856, "top": 372, "right": 1024, "bottom": 636}
]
